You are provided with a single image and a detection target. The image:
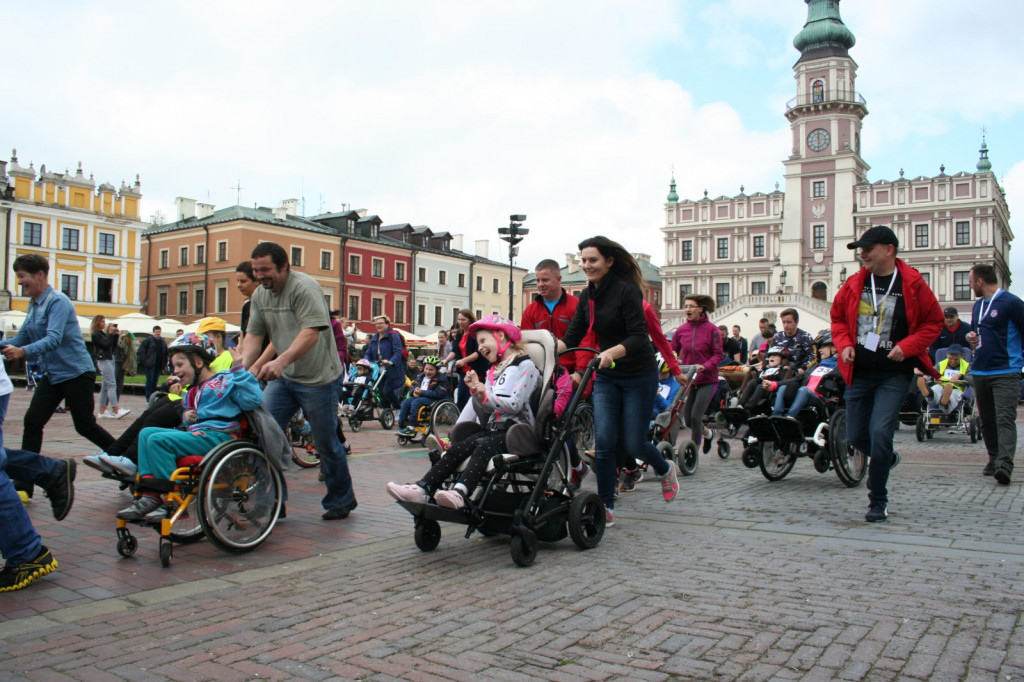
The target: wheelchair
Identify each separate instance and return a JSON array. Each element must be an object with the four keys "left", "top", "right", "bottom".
[
  {"left": 915, "top": 347, "right": 979, "bottom": 443},
  {"left": 396, "top": 398, "right": 461, "bottom": 447},
  {"left": 647, "top": 366, "right": 703, "bottom": 477},
  {"left": 392, "top": 332, "right": 606, "bottom": 567},
  {"left": 288, "top": 408, "right": 320, "bottom": 467},
  {"left": 115, "top": 429, "right": 284, "bottom": 567}
]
